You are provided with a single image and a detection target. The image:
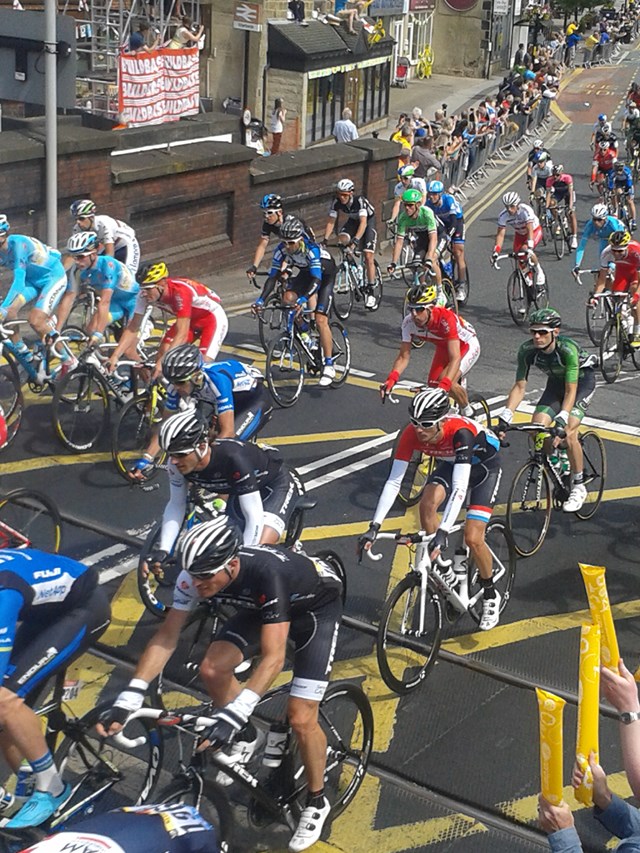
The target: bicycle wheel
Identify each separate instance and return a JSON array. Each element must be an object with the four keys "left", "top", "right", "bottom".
[
  {"left": 156, "top": 775, "right": 234, "bottom": 851},
  {"left": 599, "top": 318, "right": 623, "bottom": 383},
  {"left": 416, "top": 59, "right": 426, "bottom": 80},
  {"left": 586, "top": 298, "right": 608, "bottom": 346},
  {"left": 0, "top": 489, "right": 62, "bottom": 552},
  {"left": 552, "top": 219, "right": 566, "bottom": 259},
  {"left": 576, "top": 430, "right": 606, "bottom": 521},
  {"left": 328, "top": 321, "right": 351, "bottom": 386},
  {"left": 332, "top": 266, "right": 354, "bottom": 321},
  {"left": 366, "top": 261, "right": 383, "bottom": 311},
  {"left": 453, "top": 261, "right": 470, "bottom": 306},
  {"left": 52, "top": 366, "right": 110, "bottom": 451},
  {"left": 60, "top": 325, "right": 89, "bottom": 359},
  {"left": 312, "top": 549, "right": 347, "bottom": 605},
  {"left": 507, "top": 270, "right": 528, "bottom": 326},
  {"left": 112, "top": 391, "right": 166, "bottom": 482},
  {"left": 258, "top": 294, "right": 288, "bottom": 352},
  {"left": 467, "top": 520, "right": 517, "bottom": 625},
  {"left": 52, "top": 702, "right": 162, "bottom": 826},
  {"left": 400, "top": 242, "right": 414, "bottom": 285},
  {"left": 532, "top": 274, "right": 550, "bottom": 310},
  {"left": 0, "top": 351, "right": 23, "bottom": 448},
  {"left": 376, "top": 574, "right": 443, "bottom": 694},
  {"left": 137, "top": 521, "right": 183, "bottom": 618},
  {"left": 284, "top": 681, "right": 373, "bottom": 821},
  {"left": 467, "top": 393, "right": 491, "bottom": 430},
  {"left": 390, "top": 430, "right": 435, "bottom": 507},
  {"left": 266, "top": 334, "right": 304, "bottom": 407},
  {"left": 441, "top": 278, "right": 458, "bottom": 315},
  {"left": 506, "top": 460, "right": 552, "bottom": 558}
]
